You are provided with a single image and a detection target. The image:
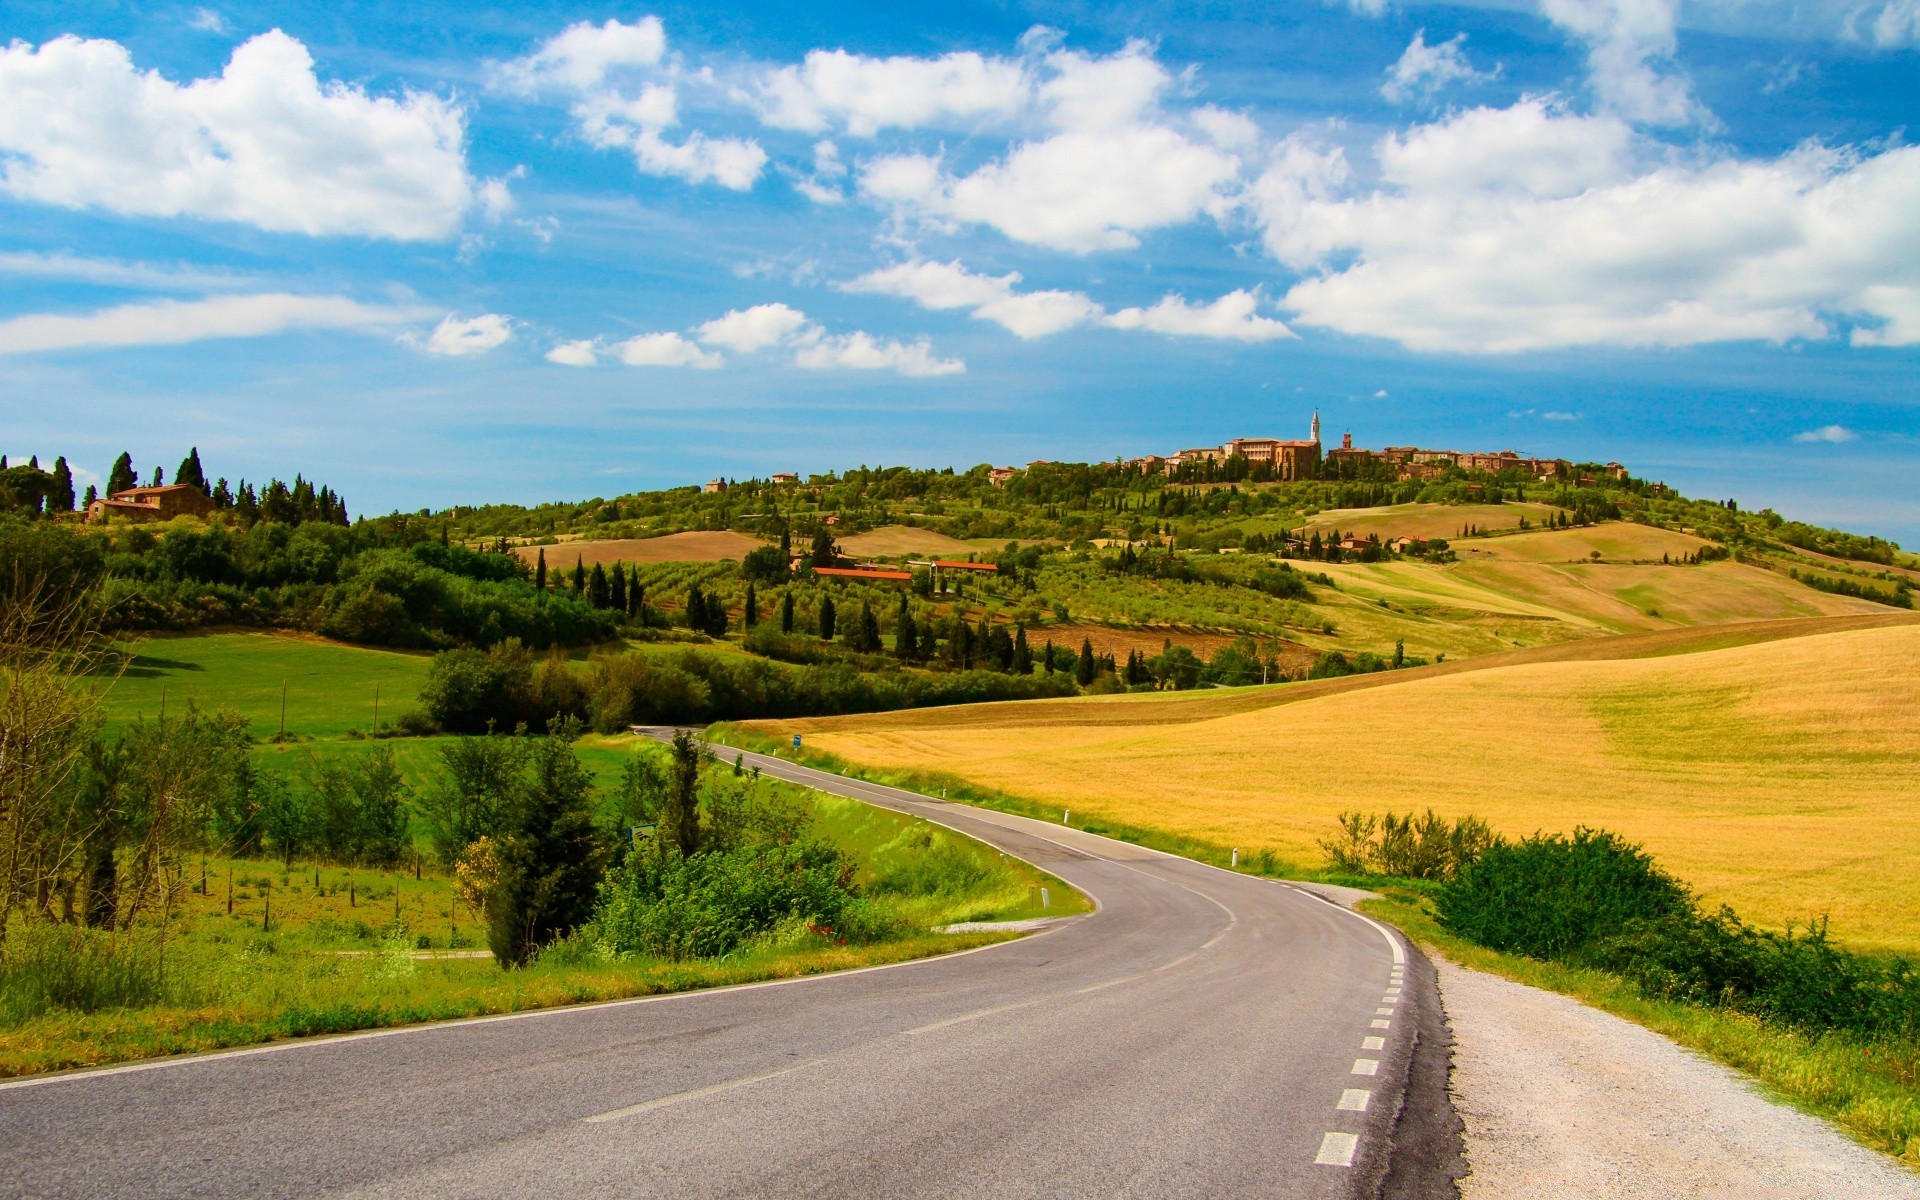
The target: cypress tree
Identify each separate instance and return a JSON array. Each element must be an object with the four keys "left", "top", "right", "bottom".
[
  {"left": 107, "top": 452, "right": 135, "bottom": 496},
  {"left": 588, "top": 563, "right": 611, "bottom": 609},
  {"left": 743, "top": 581, "right": 758, "bottom": 628},
  {"left": 535, "top": 547, "right": 547, "bottom": 590},
  {"left": 895, "top": 610, "right": 916, "bottom": 659},
  {"left": 629, "top": 582, "right": 644, "bottom": 620},
  {"left": 810, "top": 526, "right": 837, "bottom": 569},
  {"left": 705, "top": 594, "right": 728, "bottom": 638},
  {"left": 661, "top": 730, "right": 703, "bottom": 857},
  {"left": 175, "top": 447, "right": 208, "bottom": 494},
  {"left": 686, "top": 585, "right": 708, "bottom": 631},
  {"left": 49, "top": 457, "right": 74, "bottom": 512},
  {"left": 857, "top": 601, "right": 880, "bottom": 652},
  {"left": 610, "top": 563, "right": 628, "bottom": 615},
  {"left": 1043, "top": 639, "right": 1054, "bottom": 674},
  {"left": 781, "top": 590, "right": 795, "bottom": 633},
  {"left": 1012, "top": 625, "right": 1032, "bottom": 675},
  {"left": 489, "top": 726, "right": 606, "bottom": 968},
  {"left": 82, "top": 484, "right": 97, "bottom": 509},
  {"left": 818, "top": 595, "right": 836, "bottom": 640},
  {"left": 1076, "top": 638, "right": 1097, "bottom": 686},
  {"left": 148, "top": 465, "right": 165, "bottom": 487},
  {"left": 572, "top": 556, "right": 586, "bottom": 593}
]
